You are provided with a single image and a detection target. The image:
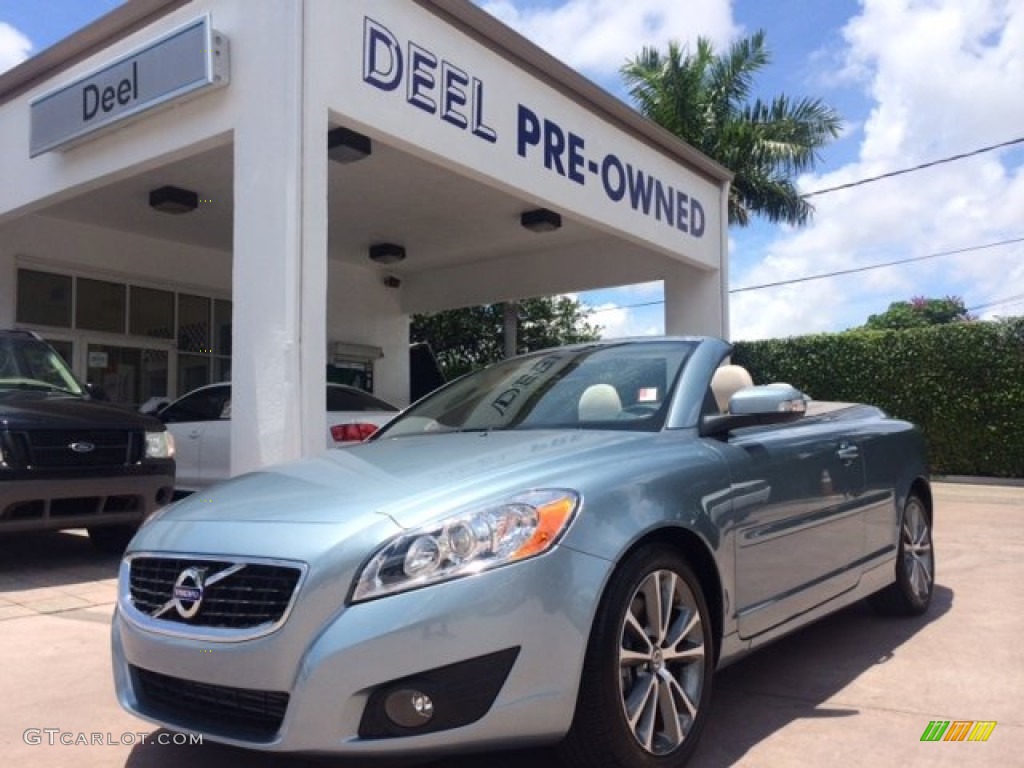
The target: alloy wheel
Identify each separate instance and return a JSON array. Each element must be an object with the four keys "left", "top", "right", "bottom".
[
  {"left": 618, "top": 568, "right": 706, "bottom": 755},
  {"left": 902, "top": 498, "right": 933, "bottom": 602}
]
